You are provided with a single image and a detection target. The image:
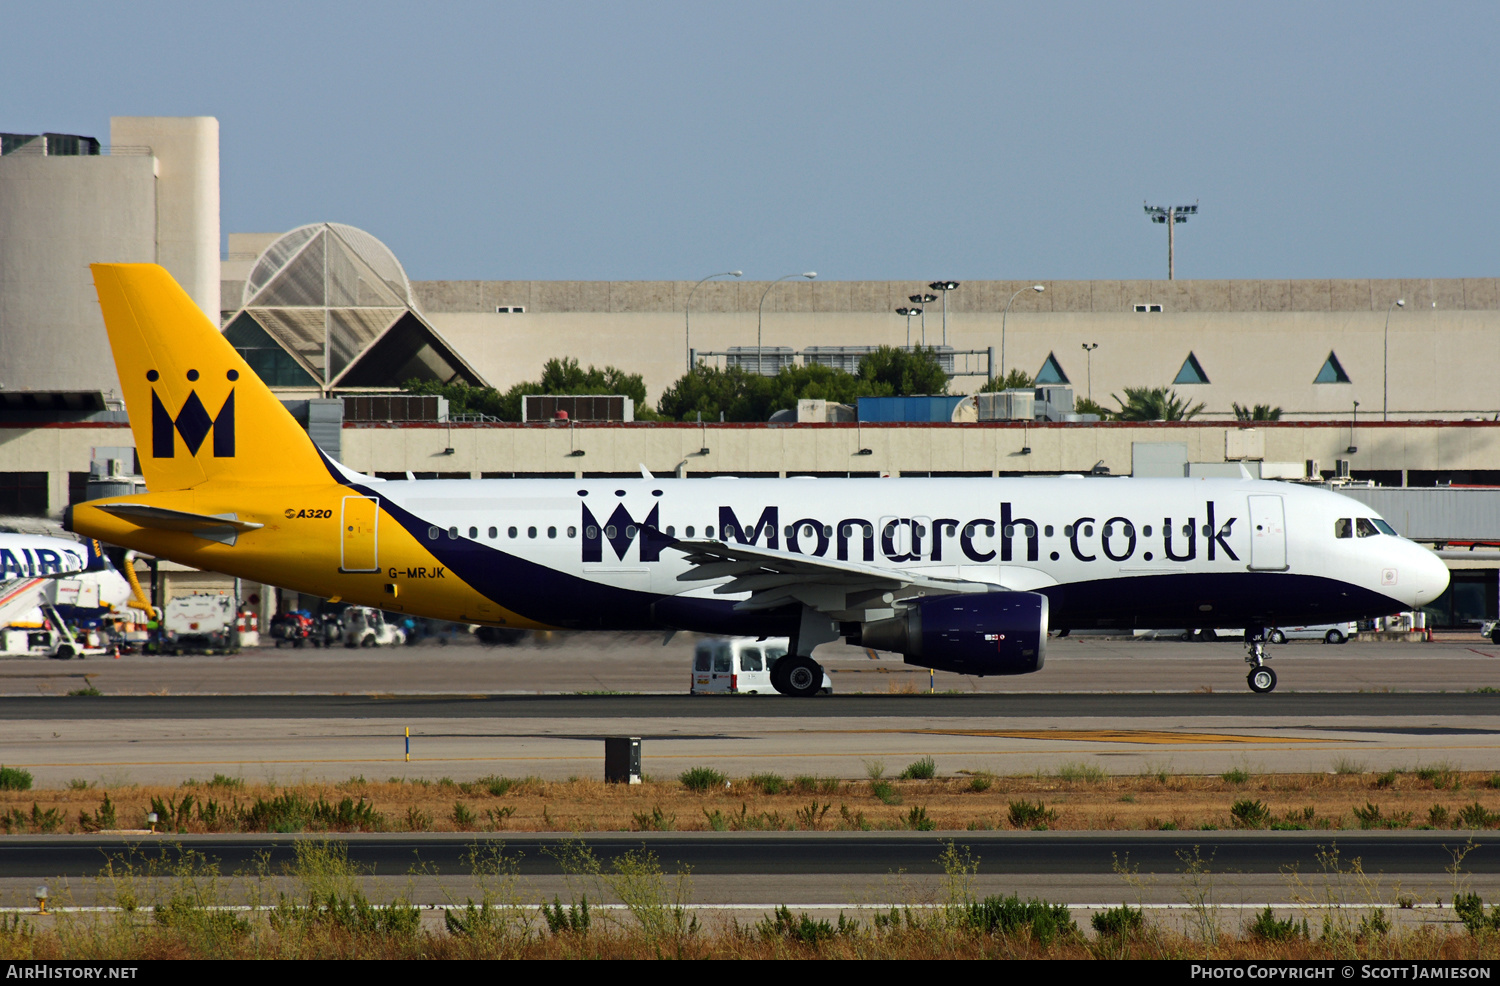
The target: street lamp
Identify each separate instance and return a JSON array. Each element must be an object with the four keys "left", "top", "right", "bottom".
[
  {"left": 1081, "top": 343, "right": 1099, "bottom": 402},
  {"left": 895, "top": 306, "right": 923, "bottom": 347},
  {"left": 1143, "top": 202, "right": 1198, "bottom": 279},
  {"left": 757, "top": 272, "right": 817, "bottom": 376},
  {"left": 1382, "top": 298, "right": 1405, "bottom": 421},
  {"left": 1000, "top": 285, "right": 1045, "bottom": 386},
  {"left": 685, "top": 271, "right": 742, "bottom": 371},
  {"left": 928, "top": 281, "right": 960, "bottom": 346},
  {"left": 908, "top": 293, "right": 937, "bottom": 345}
]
